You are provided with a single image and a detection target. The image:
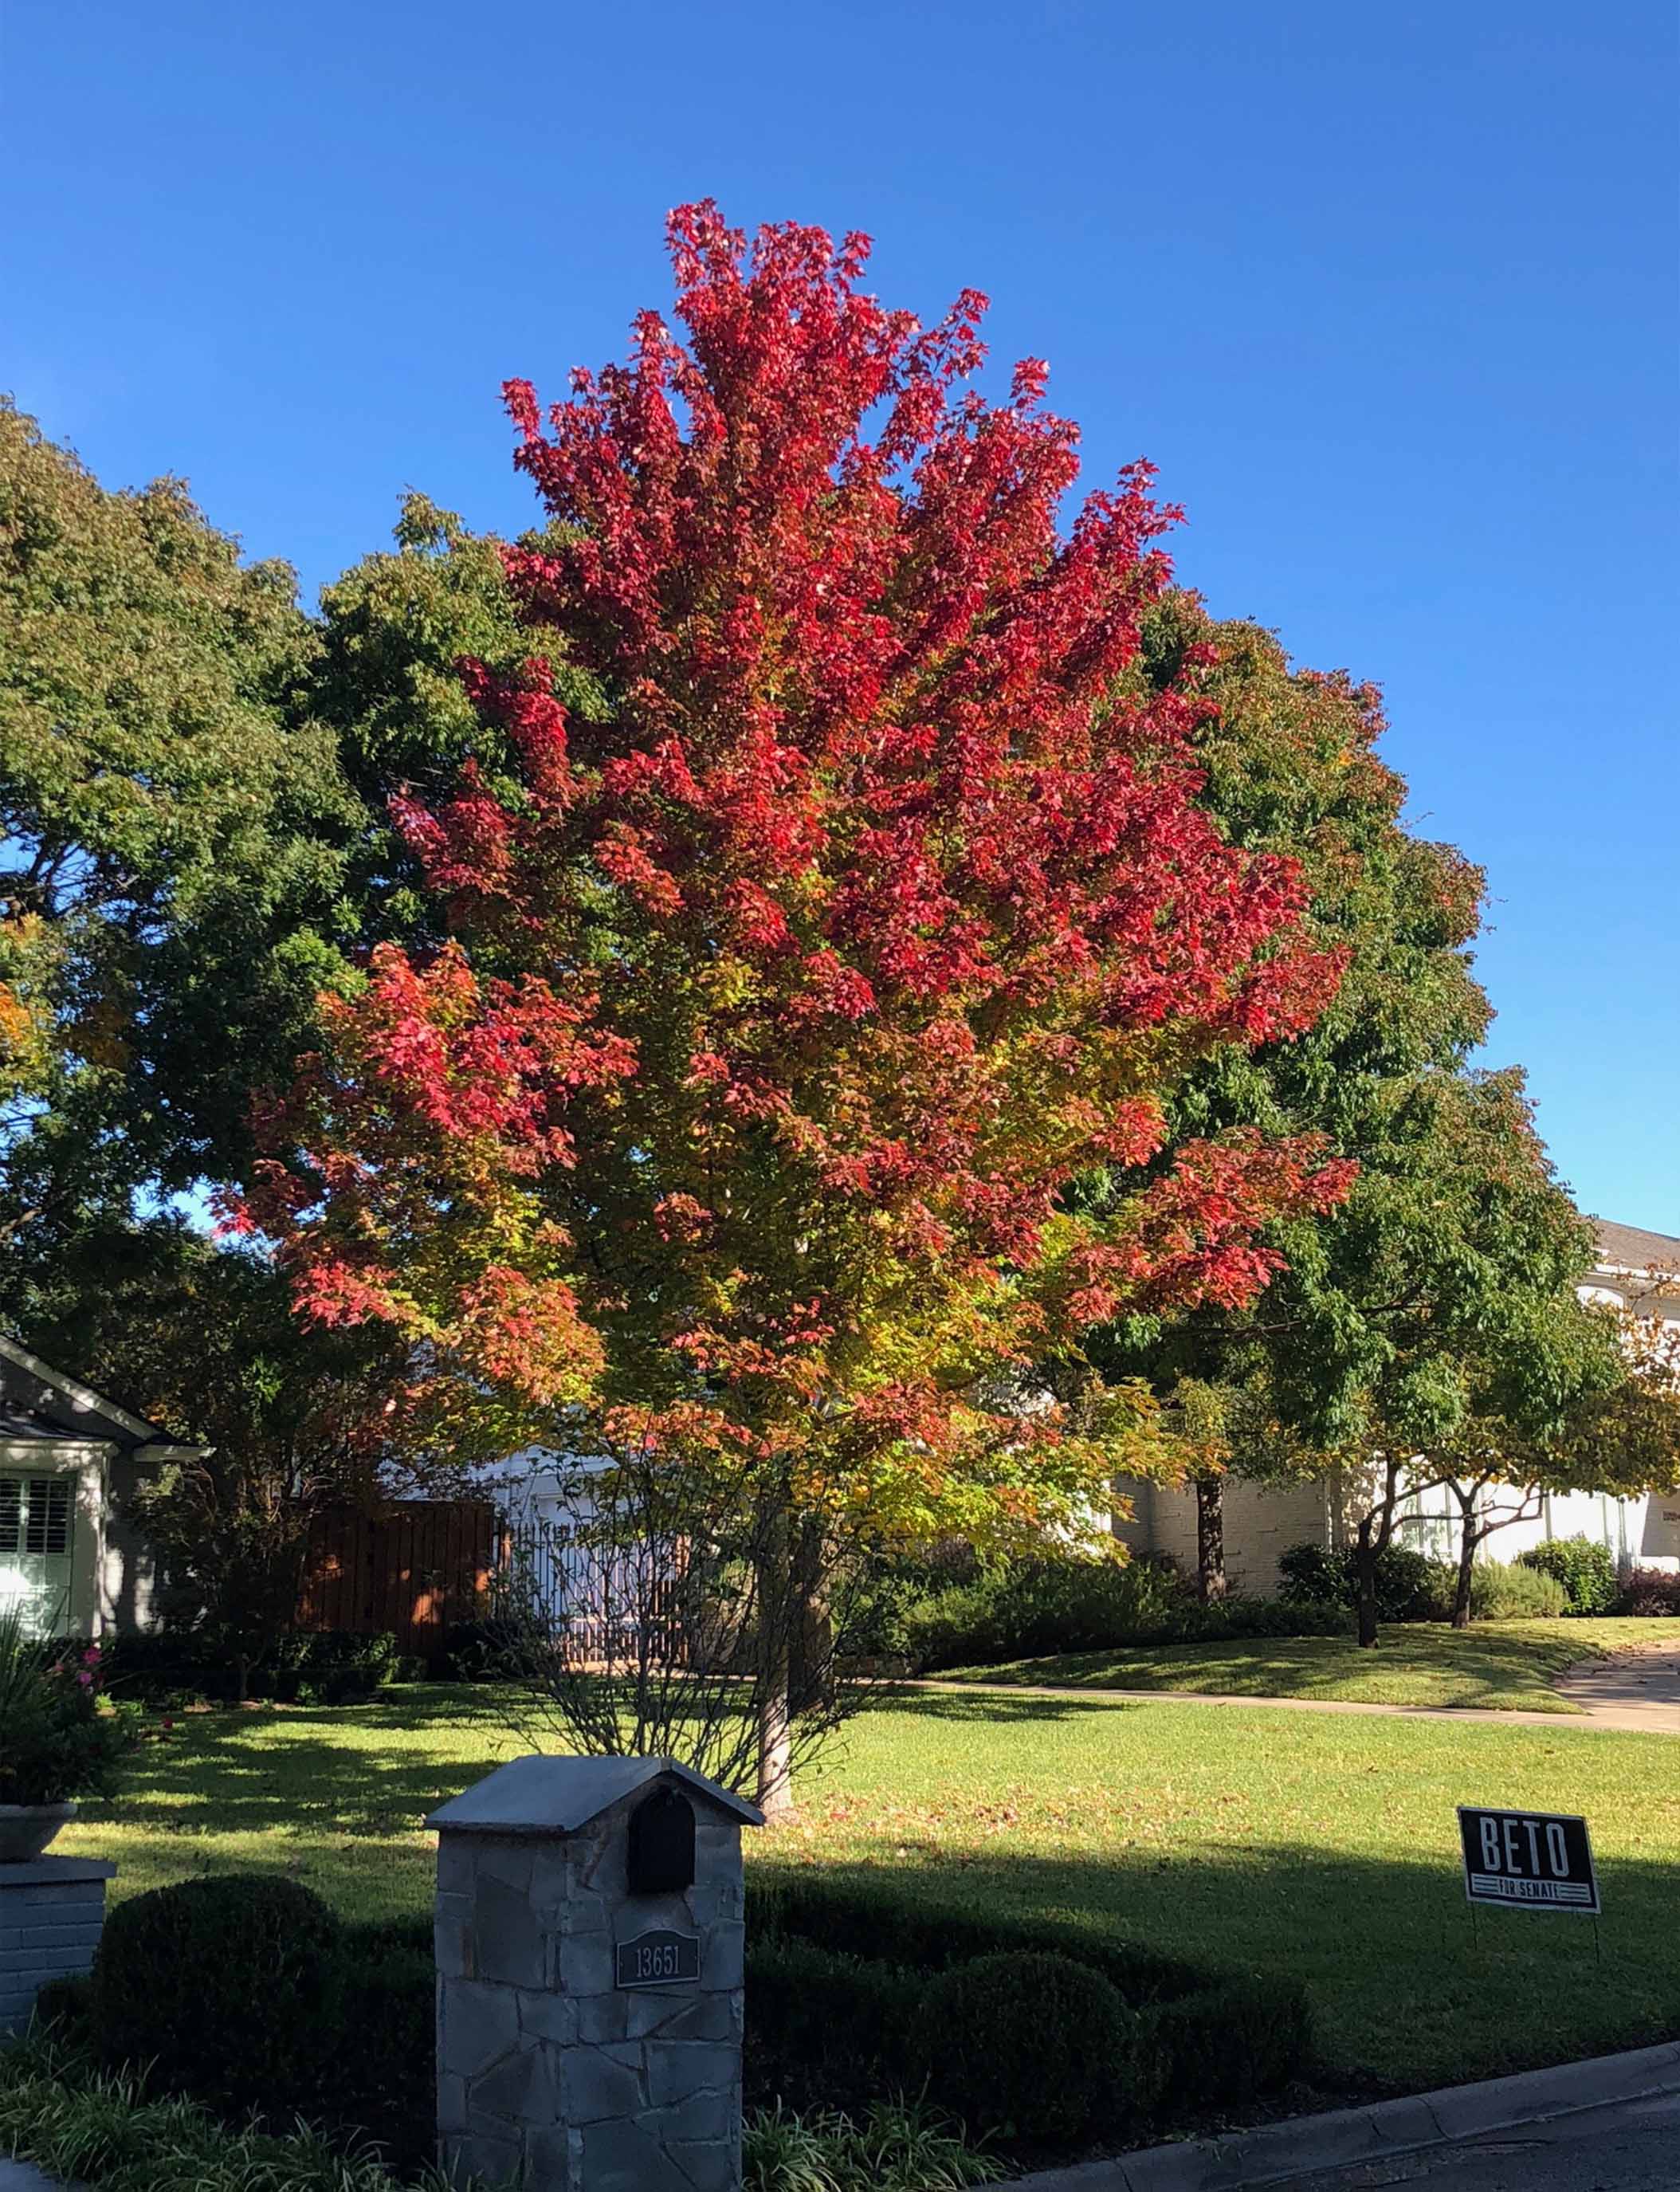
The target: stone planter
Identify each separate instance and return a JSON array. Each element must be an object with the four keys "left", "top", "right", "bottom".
[{"left": 0, "top": 1802, "right": 77, "bottom": 1864}]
